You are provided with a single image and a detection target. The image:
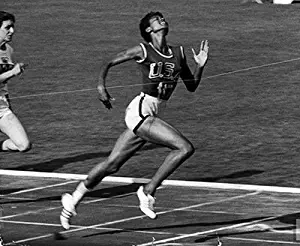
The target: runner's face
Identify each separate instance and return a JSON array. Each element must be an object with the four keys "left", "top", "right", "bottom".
[
  {"left": 0, "top": 20, "right": 15, "bottom": 44},
  {"left": 149, "top": 15, "right": 168, "bottom": 33}
]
